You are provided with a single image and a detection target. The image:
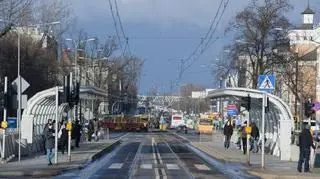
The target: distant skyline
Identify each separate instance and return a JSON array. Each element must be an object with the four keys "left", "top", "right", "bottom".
[{"left": 70, "top": 0, "right": 320, "bottom": 95}]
